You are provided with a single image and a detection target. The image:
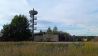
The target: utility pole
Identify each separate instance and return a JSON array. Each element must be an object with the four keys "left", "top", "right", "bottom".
[{"left": 29, "top": 8, "right": 38, "bottom": 41}]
